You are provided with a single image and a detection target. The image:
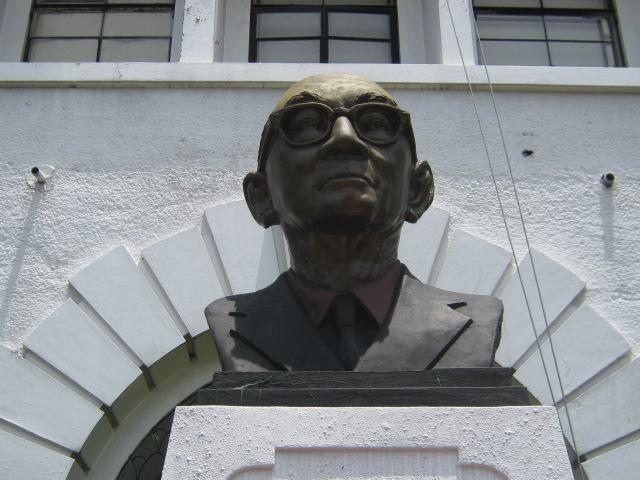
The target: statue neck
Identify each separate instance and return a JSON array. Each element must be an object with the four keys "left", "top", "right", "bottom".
[{"left": 283, "top": 224, "right": 401, "bottom": 292}]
